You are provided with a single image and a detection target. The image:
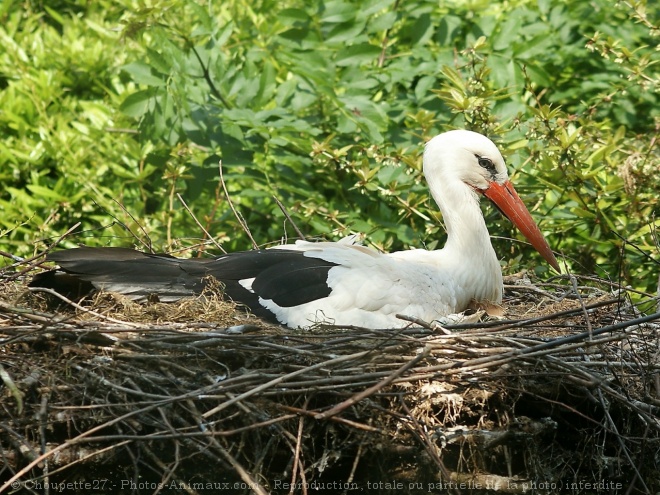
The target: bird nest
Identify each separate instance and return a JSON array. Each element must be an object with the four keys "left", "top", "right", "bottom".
[{"left": 1, "top": 262, "right": 659, "bottom": 494}]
